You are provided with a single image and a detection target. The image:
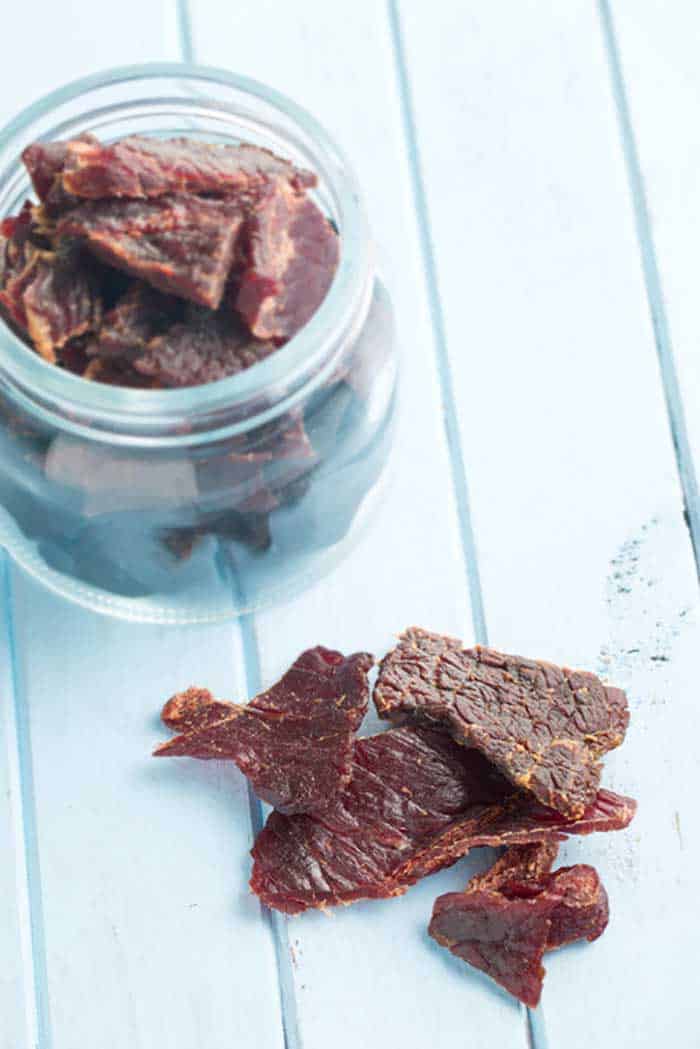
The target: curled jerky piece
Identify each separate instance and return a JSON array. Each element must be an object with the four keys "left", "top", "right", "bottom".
[
  {"left": 89, "top": 281, "right": 181, "bottom": 359},
  {"left": 429, "top": 844, "right": 609, "bottom": 1007},
  {"left": 0, "top": 219, "right": 102, "bottom": 362},
  {"left": 154, "top": 647, "right": 373, "bottom": 815},
  {"left": 235, "top": 182, "right": 339, "bottom": 340},
  {"left": 59, "top": 136, "right": 316, "bottom": 201},
  {"left": 134, "top": 307, "right": 275, "bottom": 387},
  {"left": 374, "top": 628, "right": 630, "bottom": 819},
  {"left": 58, "top": 195, "right": 244, "bottom": 309},
  {"left": 250, "top": 725, "right": 635, "bottom": 914}
]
